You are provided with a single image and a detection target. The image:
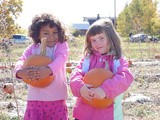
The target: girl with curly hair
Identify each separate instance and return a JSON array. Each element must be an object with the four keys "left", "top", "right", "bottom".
[{"left": 14, "top": 13, "right": 69, "bottom": 120}]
